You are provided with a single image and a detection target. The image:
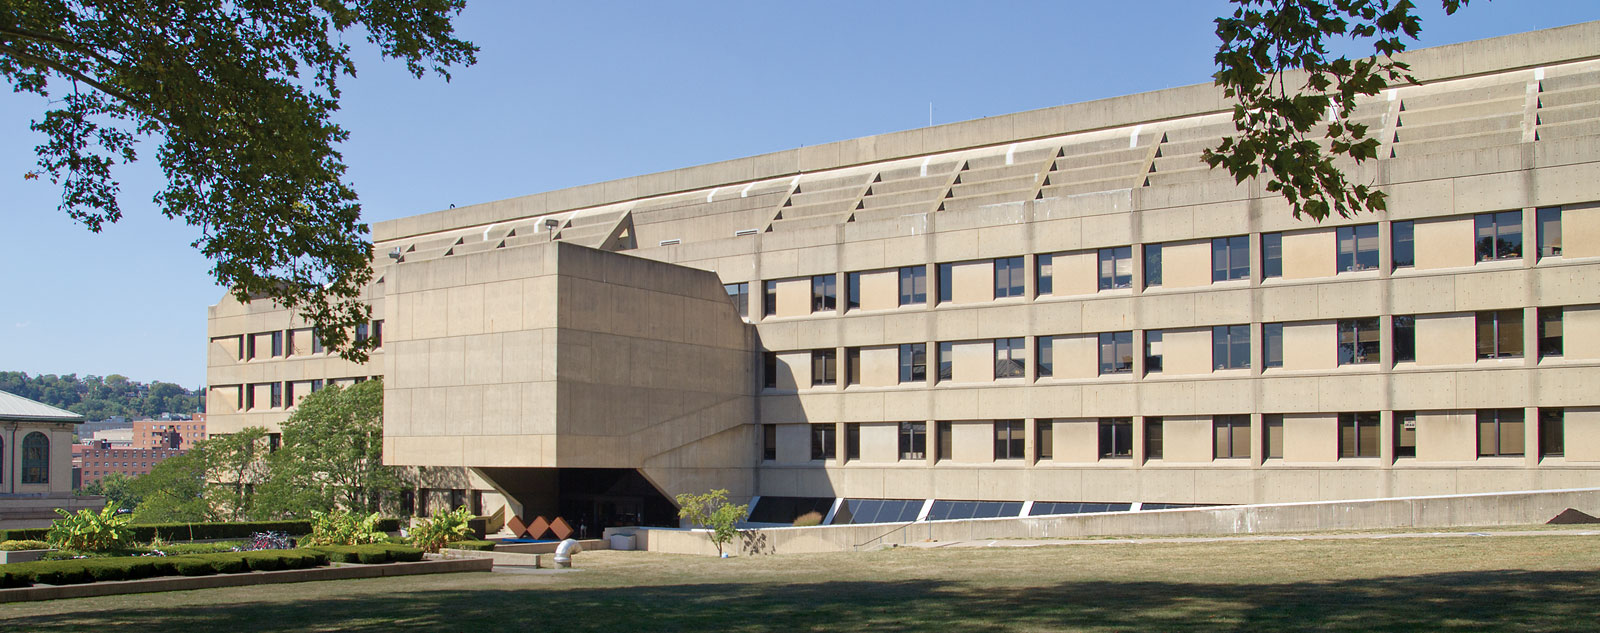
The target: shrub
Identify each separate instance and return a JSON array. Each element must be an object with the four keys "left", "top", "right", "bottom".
[
  {"left": 408, "top": 506, "right": 474, "bottom": 553},
  {"left": 0, "top": 569, "right": 29, "bottom": 589},
  {"left": 47, "top": 506, "right": 134, "bottom": 552},
  {"left": 446, "top": 540, "right": 497, "bottom": 551},
  {"left": 0, "top": 539, "right": 52, "bottom": 551},
  {"left": 676, "top": 489, "right": 750, "bottom": 556},
  {"left": 134, "top": 520, "right": 313, "bottom": 542},
  {"left": 792, "top": 511, "right": 824, "bottom": 527},
  {"left": 0, "top": 528, "right": 50, "bottom": 541},
  {"left": 18, "top": 560, "right": 96, "bottom": 585},
  {"left": 168, "top": 556, "right": 220, "bottom": 576},
  {"left": 191, "top": 553, "right": 249, "bottom": 574},
  {"left": 304, "top": 509, "right": 388, "bottom": 547}
]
